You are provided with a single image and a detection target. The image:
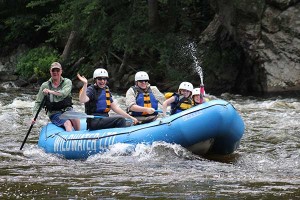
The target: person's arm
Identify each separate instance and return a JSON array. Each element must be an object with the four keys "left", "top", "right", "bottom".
[
  {"left": 42, "top": 78, "right": 72, "bottom": 98},
  {"left": 111, "top": 102, "right": 138, "bottom": 124},
  {"left": 162, "top": 96, "right": 175, "bottom": 117},
  {"left": 32, "top": 83, "right": 48, "bottom": 123},
  {"left": 125, "top": 87, "right": 136, "bottom": 108},
  {"left": 151, "top": 86, "right": 165, "bottom": 105},
  {"left": 130, "top": 105, "right": 155, "bottom": 114},
  {"left": 33, "top": 83, "right": 47, "bottom": 115},
  {"left": 42, "top": 89, "right": 61, "bottom": 96},
  {"left": 77, "top": 74, "right": 90, "bottom": 103}
]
